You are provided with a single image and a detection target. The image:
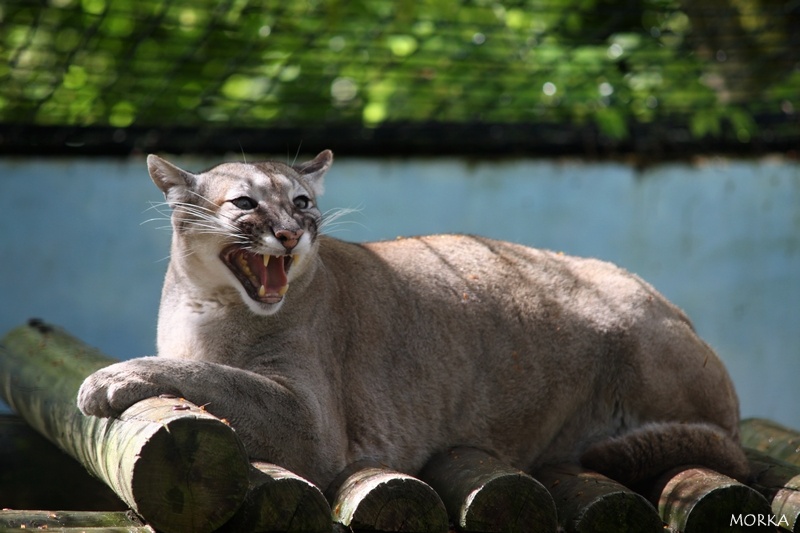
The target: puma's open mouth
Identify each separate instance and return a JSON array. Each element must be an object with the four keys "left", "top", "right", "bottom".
[{"left": 221, "top": 246, "right": 295, "bottom": 304}]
